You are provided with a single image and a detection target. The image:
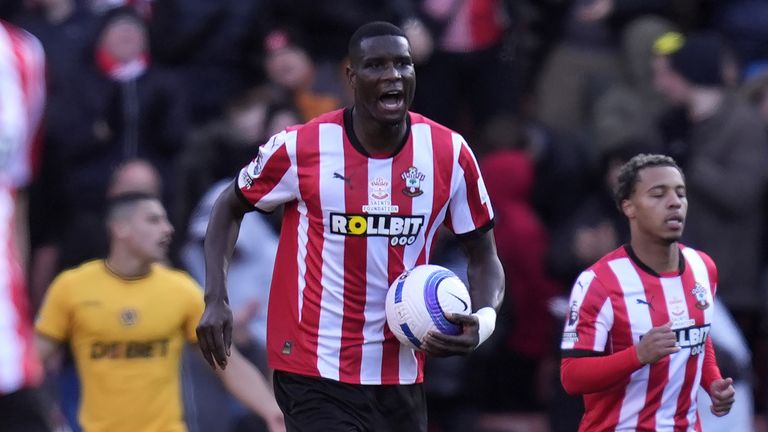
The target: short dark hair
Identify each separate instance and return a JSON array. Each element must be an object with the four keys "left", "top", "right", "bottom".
[
  {"left": 105, "top": 192, "right": 160, "bottom": 223},
  {"left": 614, "top": 153, "right": 683, "bottom": 209},
  {"left": 348, "top": 21, "right": 407, "bottom": 62}
]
